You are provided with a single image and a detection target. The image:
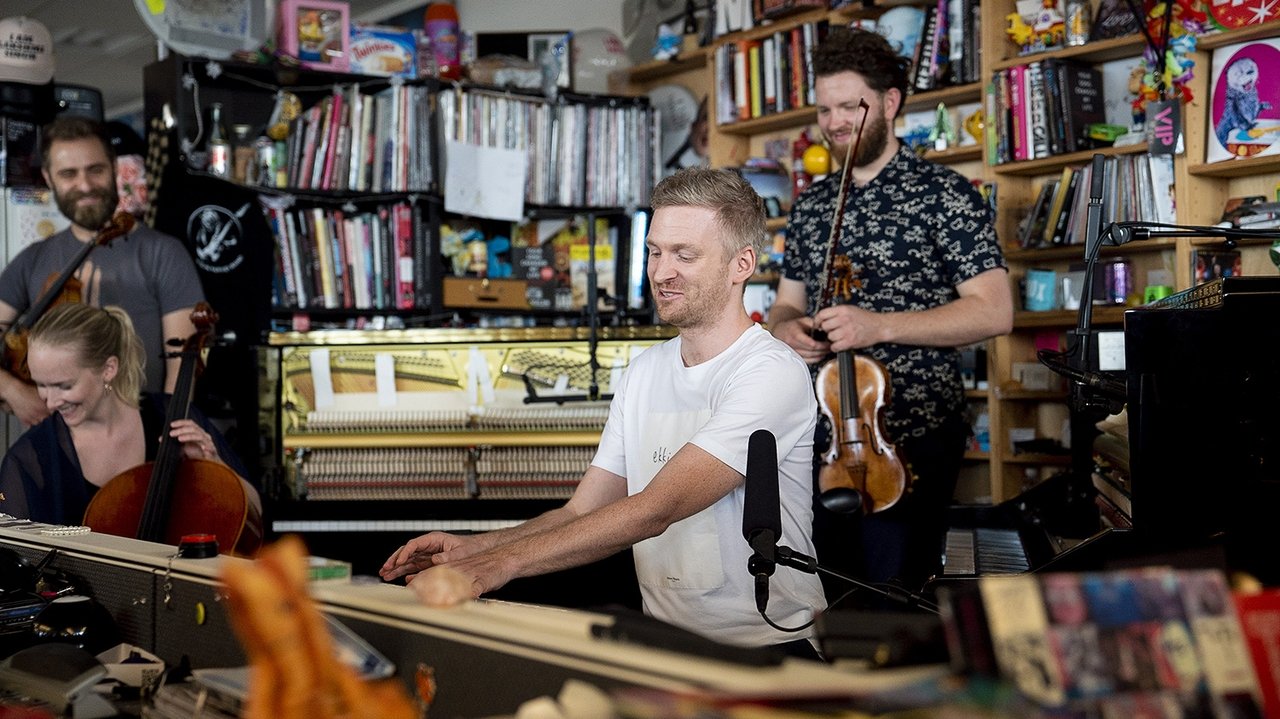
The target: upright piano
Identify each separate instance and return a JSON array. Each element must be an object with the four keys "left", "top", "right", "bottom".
[
  {"left": 260, "top": 325, "right": 673, "bottom": 587},
  {"left": 941, "top": 276, "right": 1280, "bottom": 585}
]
